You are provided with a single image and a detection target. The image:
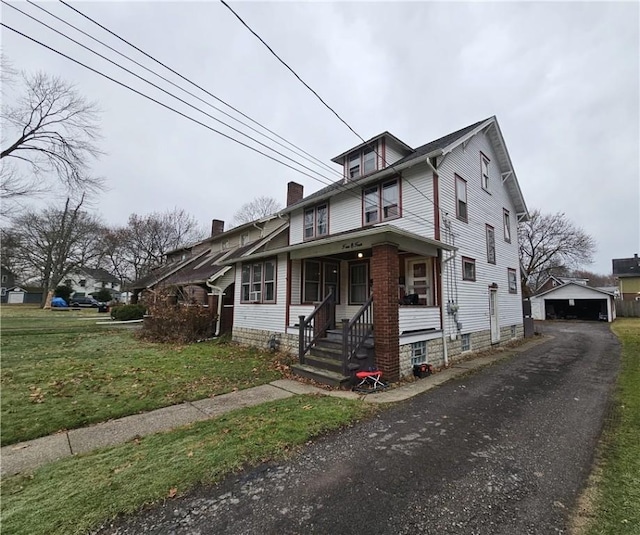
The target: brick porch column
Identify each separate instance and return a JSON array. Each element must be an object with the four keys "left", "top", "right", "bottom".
[{"left": 371, "top": 242, "right": 400, "bottom": 381}]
